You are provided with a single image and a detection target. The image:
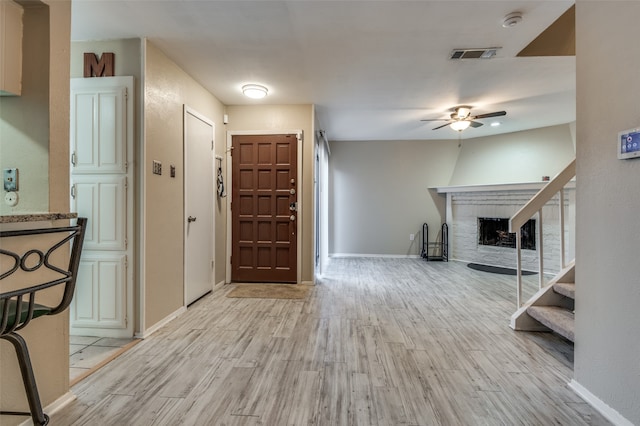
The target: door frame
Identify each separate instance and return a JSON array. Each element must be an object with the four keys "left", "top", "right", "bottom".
[
  {"left": 183, "top": 105, "right": 215, "bottom": 306},
  {"left": 225, "top": 130, "right": 303, "bottom": 284}
]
